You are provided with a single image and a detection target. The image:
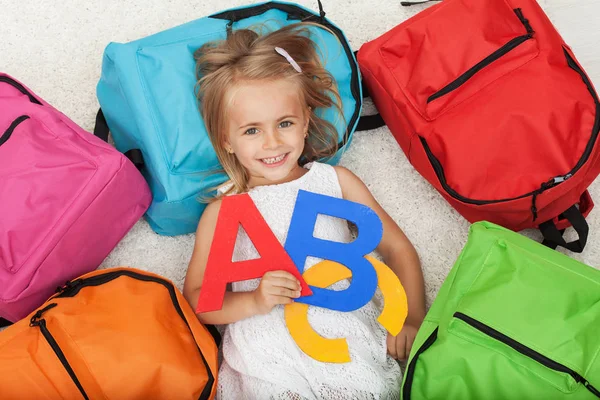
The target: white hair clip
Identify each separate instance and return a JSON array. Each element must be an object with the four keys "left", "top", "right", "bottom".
[{"left": 275, "top": 47, "right": 302, "bottom": 73}]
